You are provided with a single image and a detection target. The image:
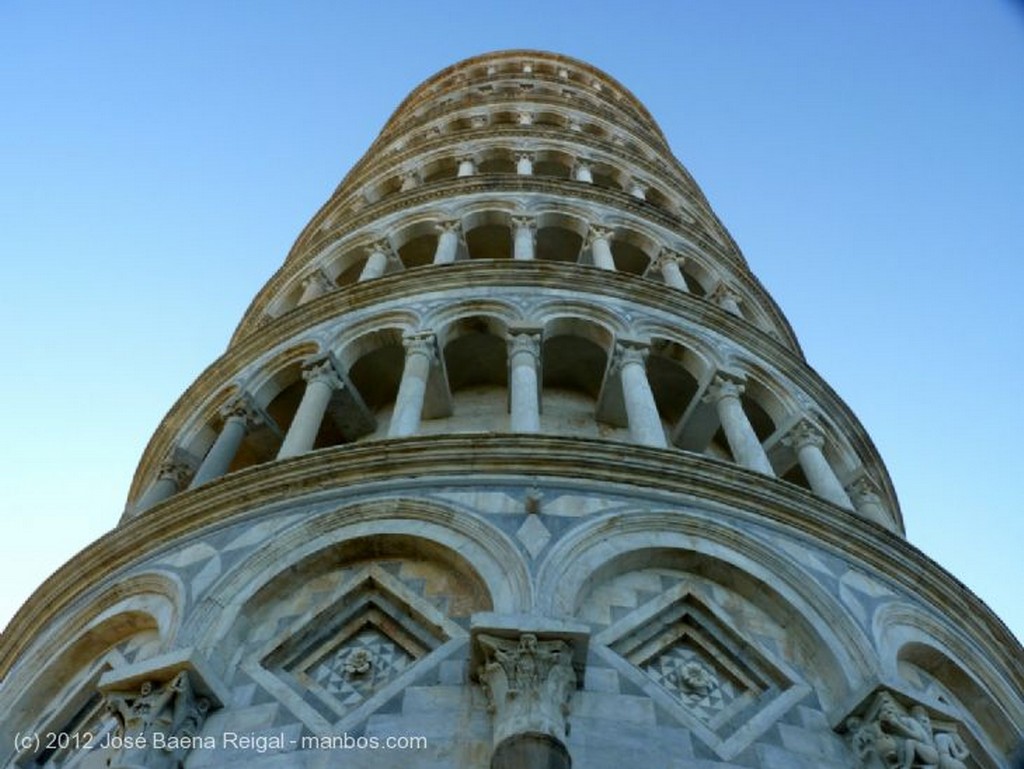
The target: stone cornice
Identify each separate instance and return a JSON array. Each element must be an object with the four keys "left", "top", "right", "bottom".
[{"left": 1, "top": 435, "right": 1017, "bottom": 692}]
